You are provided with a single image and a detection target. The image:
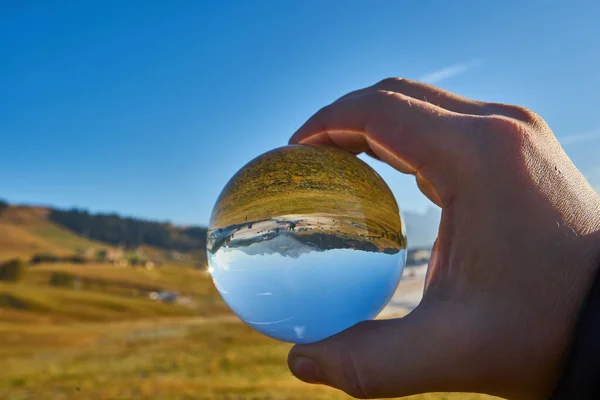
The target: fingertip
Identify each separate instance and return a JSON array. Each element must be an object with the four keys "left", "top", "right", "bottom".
[
  {"left": 289, "top": 113, "right": 325, "bottom": 145},
  {"left": 289, "top": 132, "right": 334, "bottom": 147},
  {"left": 288, "top": 354, "right": 326, "bottom": 384},
  {"left": 287, "top": 133, "right": 300, "bottom": 145},
  {"left": 288, "top": 130, "right": 311, "bottom": 145}
]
